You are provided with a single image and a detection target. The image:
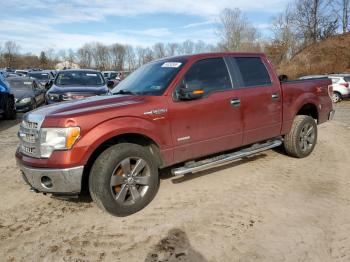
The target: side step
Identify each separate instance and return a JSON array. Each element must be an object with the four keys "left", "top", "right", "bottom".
[{"left": 171, "top": 139, "right": 282, "bottom": 176}]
